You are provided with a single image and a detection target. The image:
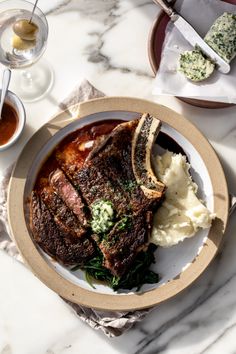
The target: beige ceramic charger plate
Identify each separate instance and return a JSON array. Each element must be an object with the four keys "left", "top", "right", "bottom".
[{"left": 8, "top": 97, "right": 229, "bottom": 311}]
